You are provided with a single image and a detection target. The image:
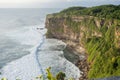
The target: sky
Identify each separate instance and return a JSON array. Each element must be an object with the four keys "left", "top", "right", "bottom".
[{"left": 0, "top": 0, "right": 119, "bottom": 8}]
